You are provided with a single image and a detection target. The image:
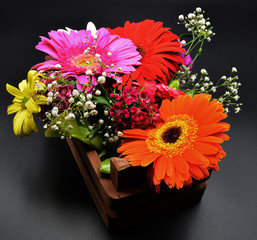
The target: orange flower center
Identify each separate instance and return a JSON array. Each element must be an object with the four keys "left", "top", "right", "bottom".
[
  {"left": 146, "top": 114, "right": 198, "bottom": 157},
  {"left": 71, "top": 54, "right": 101, "bottom": 70}
]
